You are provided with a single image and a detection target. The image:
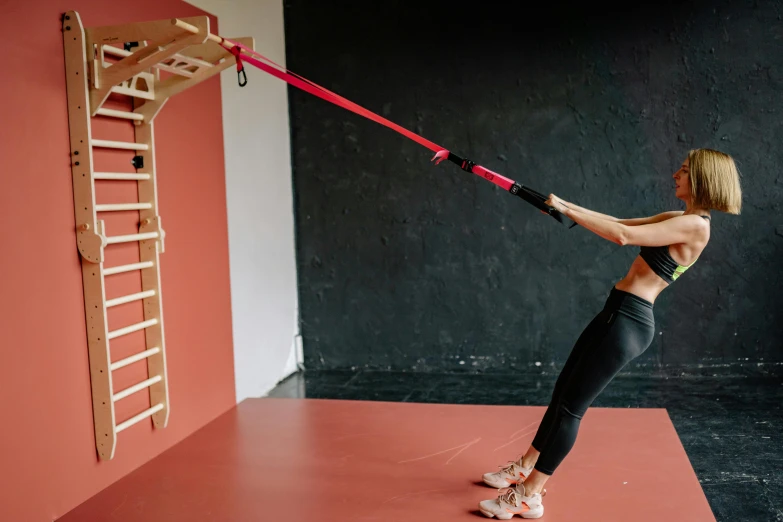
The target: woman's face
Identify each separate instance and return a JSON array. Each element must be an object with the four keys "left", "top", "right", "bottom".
[{"left": 673, "top": 158, "right": 691, "bottom": 201}]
